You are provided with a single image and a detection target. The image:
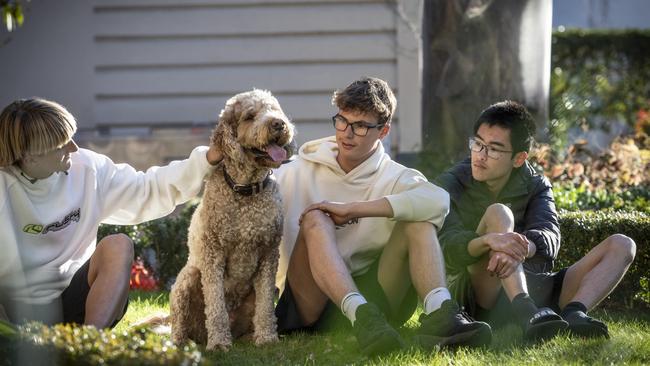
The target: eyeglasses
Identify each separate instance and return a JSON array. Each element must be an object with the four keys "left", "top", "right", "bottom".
[
  {"left": 332, "top": 114, "right": 384, "bottom": 137},
  {"left": 468, "top": 138, "right": 512, "bottom": 159}
]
